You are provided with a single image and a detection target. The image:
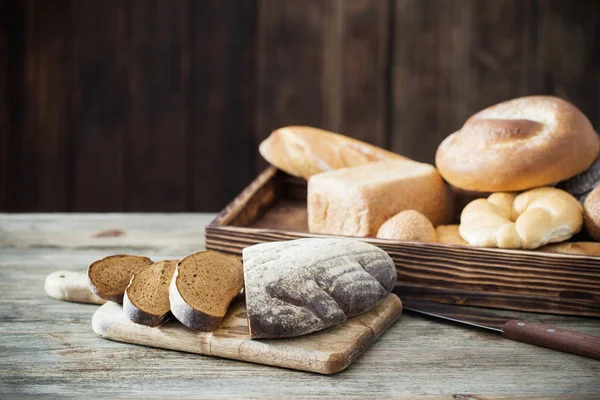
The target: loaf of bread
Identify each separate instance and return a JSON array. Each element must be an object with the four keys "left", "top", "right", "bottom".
[
  {"left": 308, "top": 159, "right": 454, "bottom": 237},
  {"left": 459, "top": 188, "right": 583, "bottom": 249},
  {"left": 584, "top": 186, "right": 600, "bottom": 241},
  {"left": 436, "top": 96, "right": 600, "bottom": 192},
  {"left": 243, "top": 238, "right": 397, "bottom": 339},
  {"left": 259, "top": 126, "right": 406, "bottom": 179},
  {"left": 376, "top": 210, "right": 437, "bottom": 242},
  {"left": 87, "top": 255, "right": 154, "bottom": 303},
  {"left": 123, "top": 260, "right": 177, "bottom": 327},
  {"left": 169, "top": 251, "right": 243, "bottom": 331}
]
